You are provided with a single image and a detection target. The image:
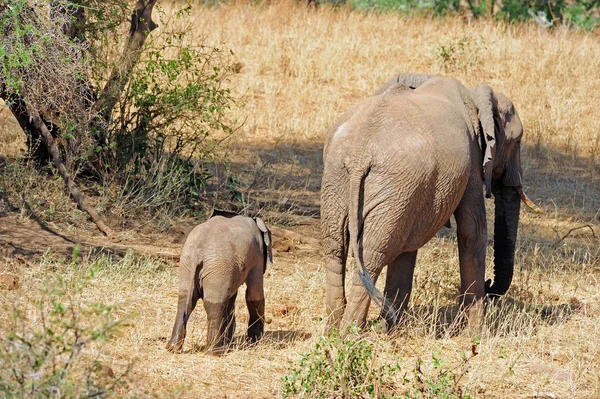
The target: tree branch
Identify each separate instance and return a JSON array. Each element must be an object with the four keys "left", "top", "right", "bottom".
[
  {"left": 26, "top": 105, "right": 115, "bottom": 239},
  {"left": 95, "top": 0, "right": 158, "bottom": 127},
  {"left": 553, "top": 224, "right": 596, "bottom": 247}
]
